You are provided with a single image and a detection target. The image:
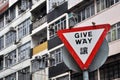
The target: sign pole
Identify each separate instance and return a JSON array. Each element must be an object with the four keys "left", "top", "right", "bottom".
[{"left": 83, "top": 70, "right": 89, "bottom": 80}]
